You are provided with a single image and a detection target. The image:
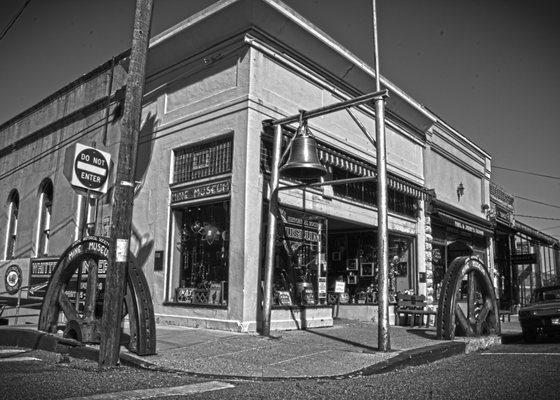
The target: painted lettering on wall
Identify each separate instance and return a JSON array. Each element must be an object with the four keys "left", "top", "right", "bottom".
[{"left": 171, "top": 180, "right": 231, "bottom": 203}]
